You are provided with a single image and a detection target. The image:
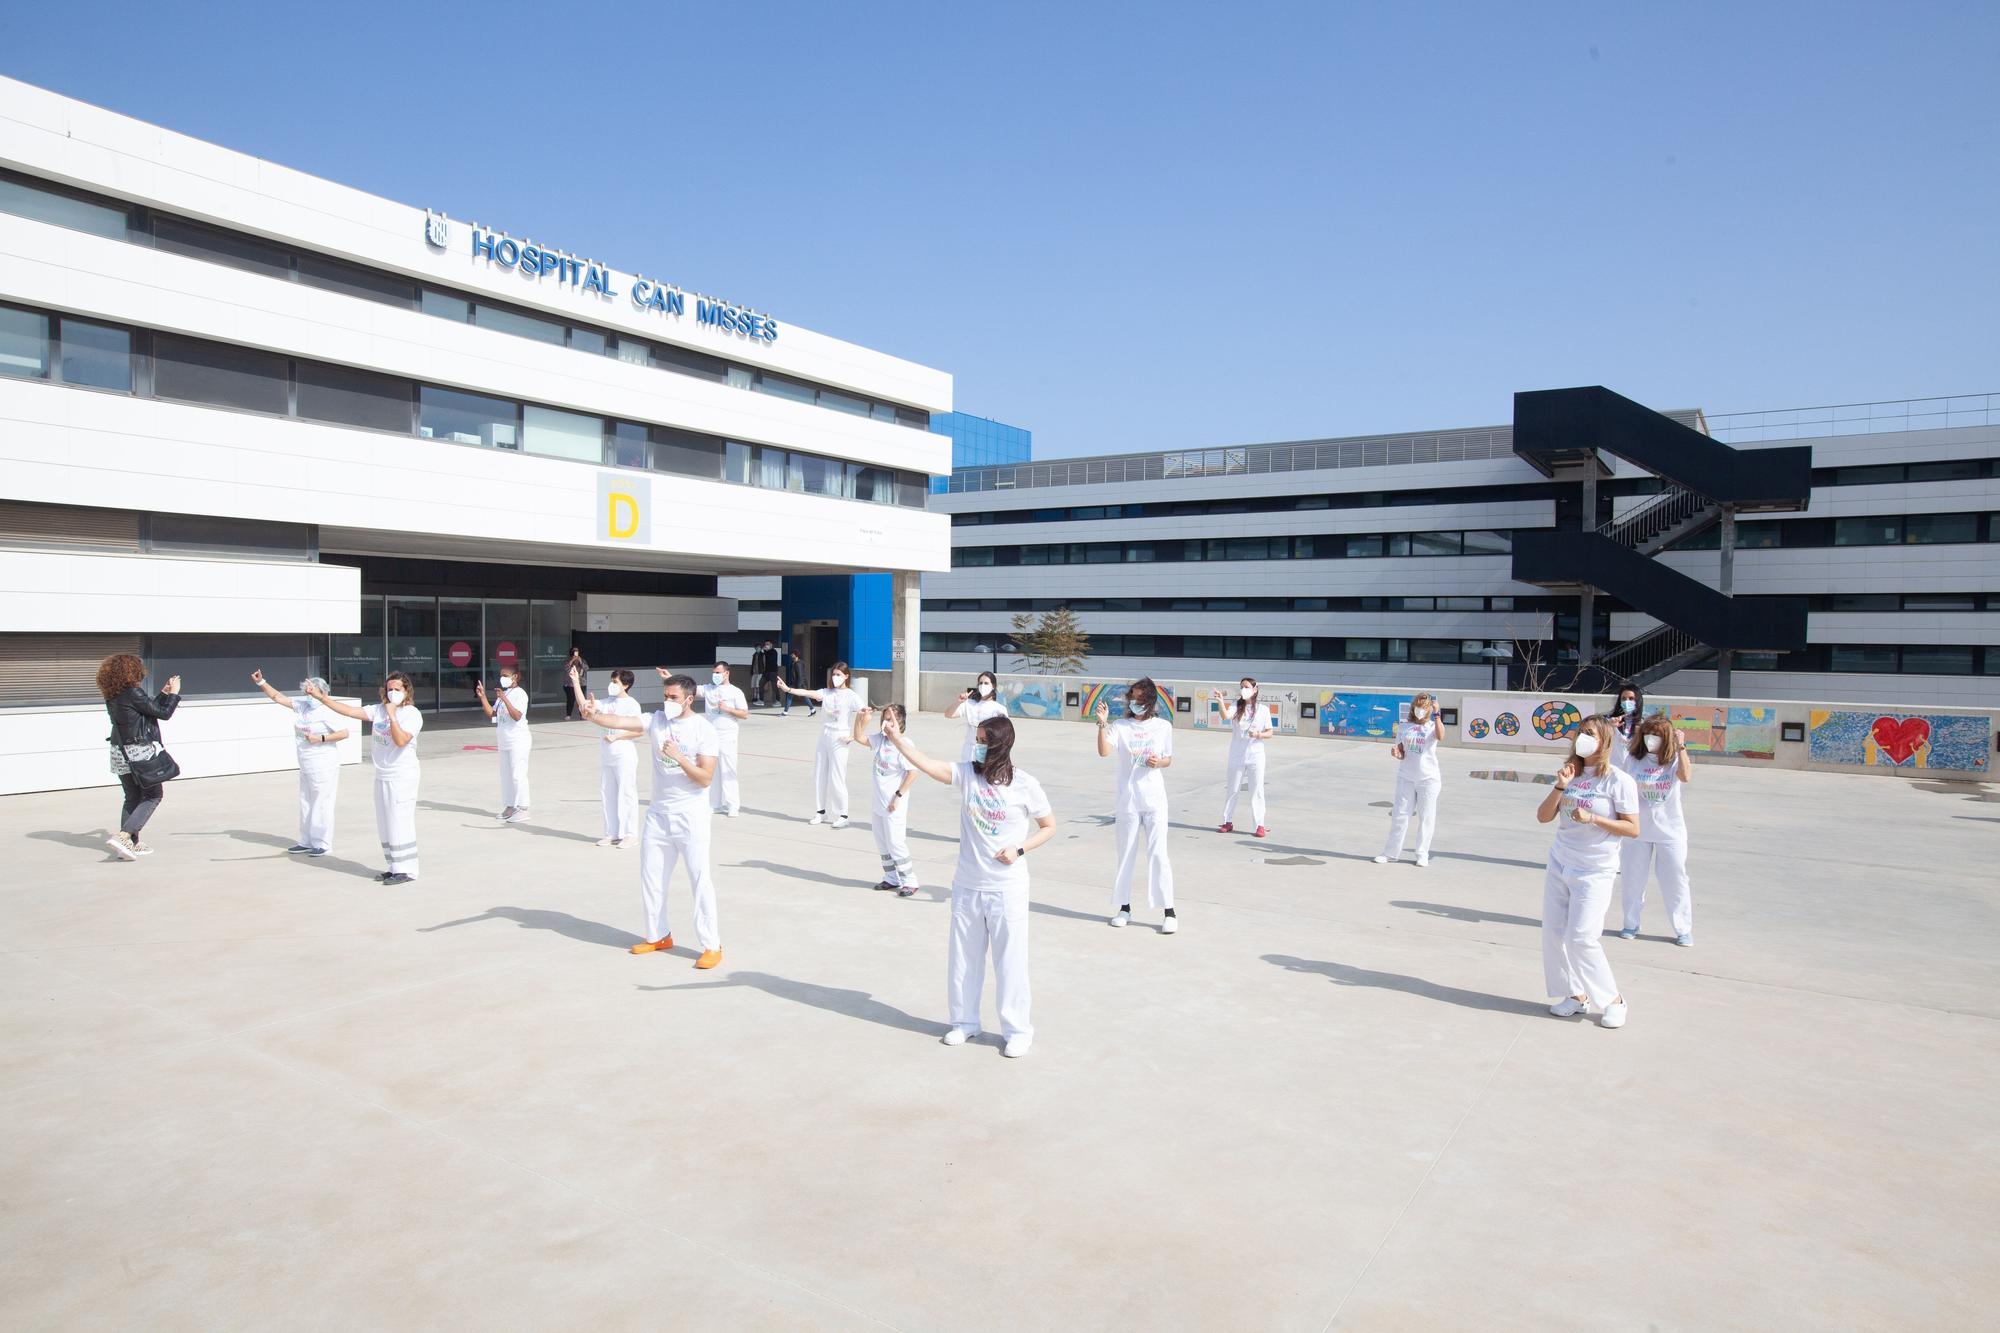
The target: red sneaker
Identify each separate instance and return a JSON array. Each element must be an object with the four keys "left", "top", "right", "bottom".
[
  {"left": 1218, "top": 822, "right": 1233, "bottom": 834},
  {"left": 1254, "top": 826, "right": 1268, "bottom": 838}
]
